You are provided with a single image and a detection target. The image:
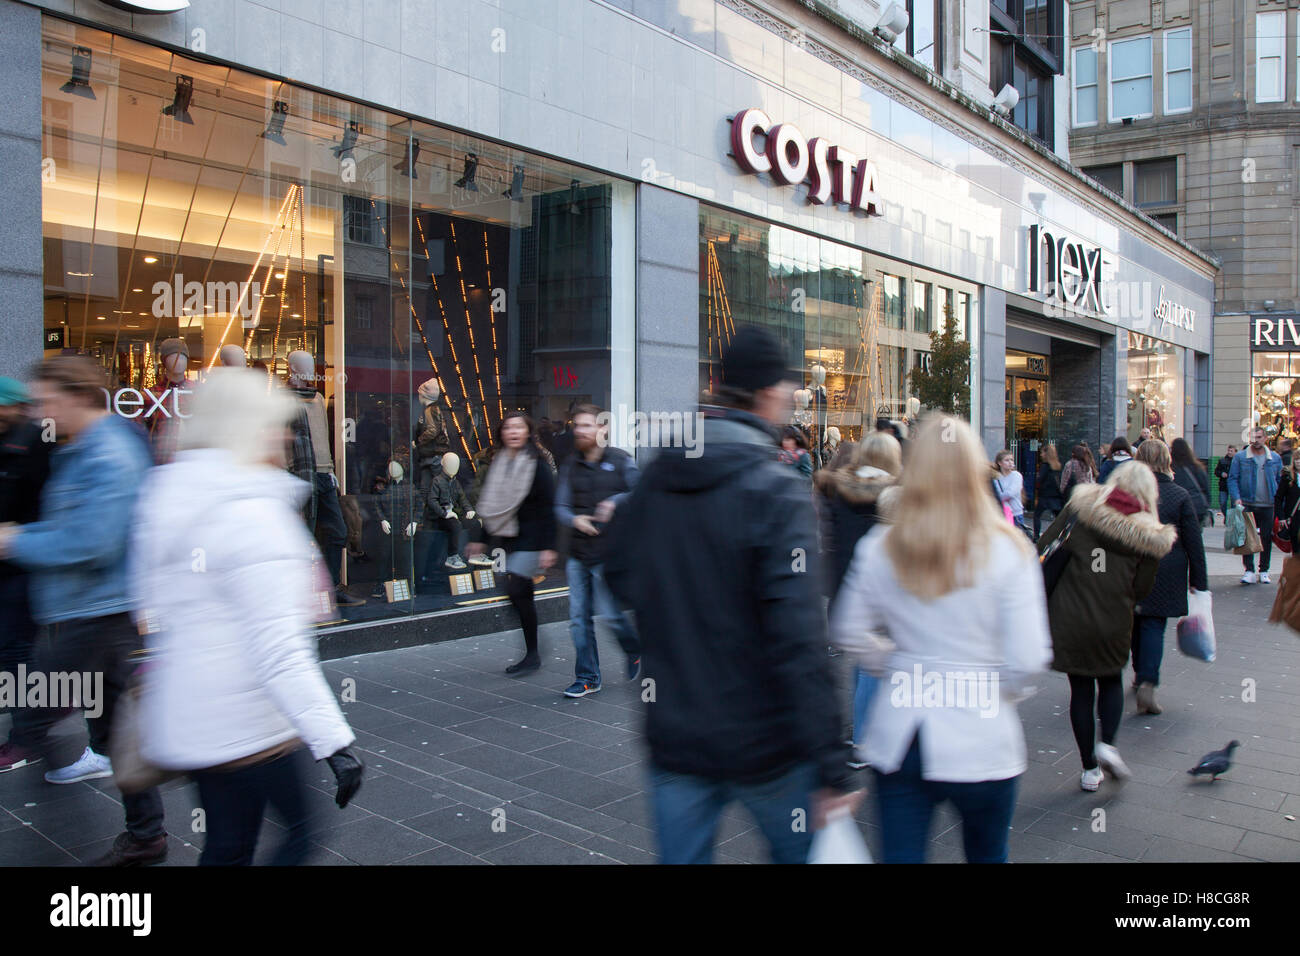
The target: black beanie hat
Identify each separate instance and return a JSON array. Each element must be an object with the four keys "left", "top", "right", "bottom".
[{"left": 723, "top": 326, "right": 787, "bottom": 392}]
